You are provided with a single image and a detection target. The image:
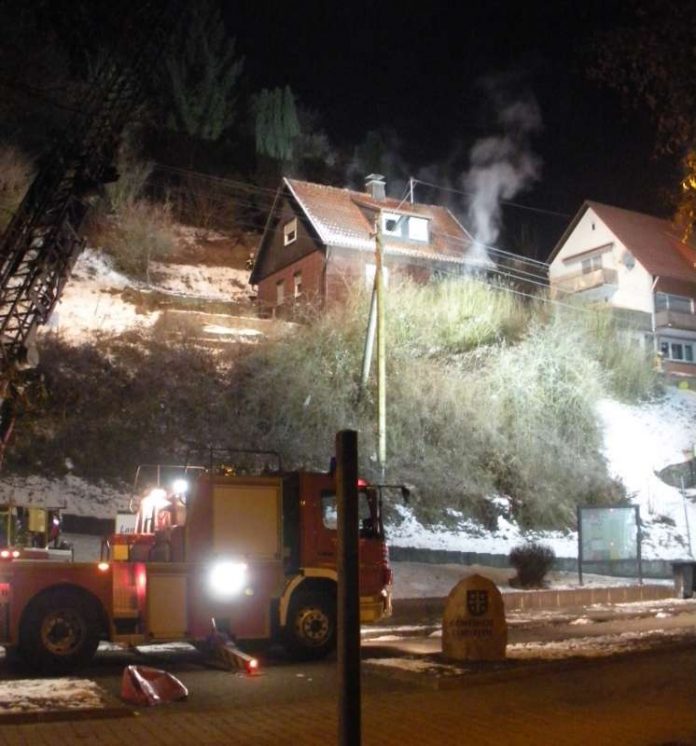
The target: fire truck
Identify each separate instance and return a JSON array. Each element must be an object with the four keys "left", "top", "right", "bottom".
[
  {"left": 0, "top": 4, "right": 393, "bottom": 673},
  {"left": 0, "top": 457, "right": 393, "bottom": 672}
]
